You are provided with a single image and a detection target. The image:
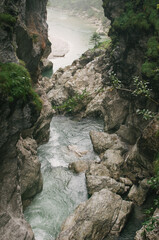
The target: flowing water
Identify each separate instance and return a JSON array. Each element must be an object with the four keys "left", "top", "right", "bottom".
[
  {"left": 47, "top": 7, "right": 96, "bottom": 73},
  {"left": 25, "top": 7, "right": 147, "bottom": 240},
  {"left": 24, "top": 116, "right": 103, "bottom": 239}
]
